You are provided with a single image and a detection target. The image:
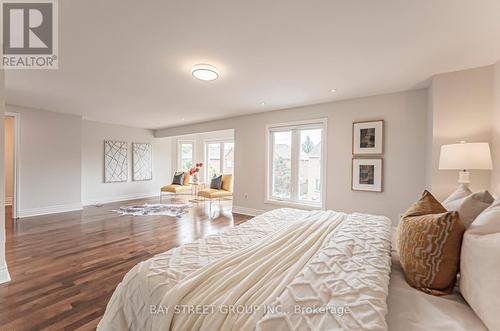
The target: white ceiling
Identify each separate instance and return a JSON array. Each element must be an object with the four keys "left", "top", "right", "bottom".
[{"left": 5, "top": 0, "right": 500, "bottom": 129}]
